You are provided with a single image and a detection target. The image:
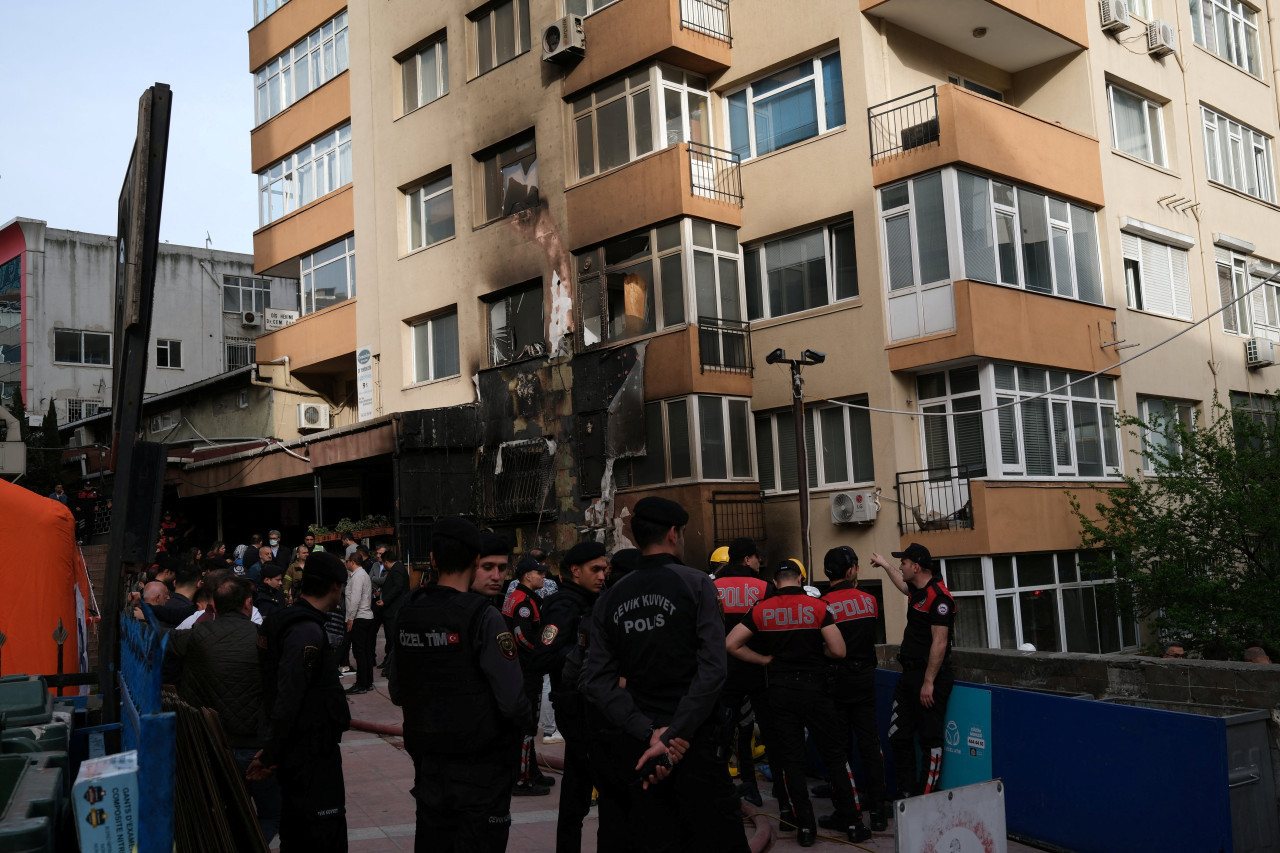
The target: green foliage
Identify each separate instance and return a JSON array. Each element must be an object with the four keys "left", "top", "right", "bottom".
[
  {"left": 1071, "top": 394, "right": 1280, "bottom": 658},
  {"left": 307, "top": 523, "right": 334, "bottom": 537}
]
